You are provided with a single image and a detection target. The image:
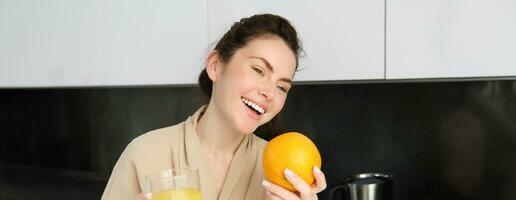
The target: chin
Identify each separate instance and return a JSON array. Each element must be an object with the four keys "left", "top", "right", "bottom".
[
  {"left": 235, "top": 122, "right": 259, "bottom": 135},
  {"left": 234, "top": 115, "right": 270, "bottom": 134},
  {"left": 241, "top": 126, "right": 258, "bottom": 134}
]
